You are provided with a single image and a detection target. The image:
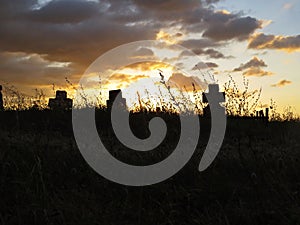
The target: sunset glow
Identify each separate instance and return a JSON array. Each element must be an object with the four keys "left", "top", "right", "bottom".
[{"left": 0, "top": 0, "right": 299, "bottom": 114}]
